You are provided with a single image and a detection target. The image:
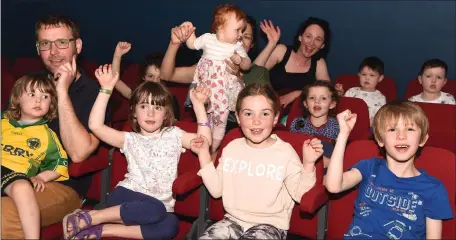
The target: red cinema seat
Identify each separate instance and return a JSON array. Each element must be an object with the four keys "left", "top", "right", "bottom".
[
  {"left": 165, "top": 82, "right": 192, "bottom": 122},
  {"left": 79, "top": 59, "right": 98, "bottom": 80},
  {"left": 335, "top": 74, "right": 397, "bottom": 102},
  {"left": 326, "top": 140, "right": 455, "bottom": 239},
  {"left": 2, "top": 56, "right": 10, "bottom": 72},
  {"left": 1, "top": 71, "right": 15, "bottom": 110},
  {"left": 414, "top": 102, "right": 456, "bottom": 153},
  {"left": 11, "top": 57, "right": 45, "bottom": 79},
  {"left": 405, "top": 79, "right": 456, "bottom": 100},
  {"left": 208, "top": 128, "right": 328, "bottom": 239},
  {"left": 336, "top": 97, "right": 372, "bottom": 141}
]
